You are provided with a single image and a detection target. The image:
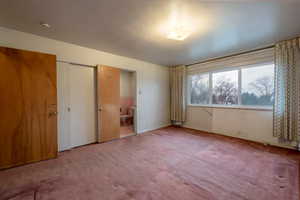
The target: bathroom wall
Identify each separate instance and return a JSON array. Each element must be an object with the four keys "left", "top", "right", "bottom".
[{"left": 120, "top": 70, "right": 135, "bottom": 115}]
